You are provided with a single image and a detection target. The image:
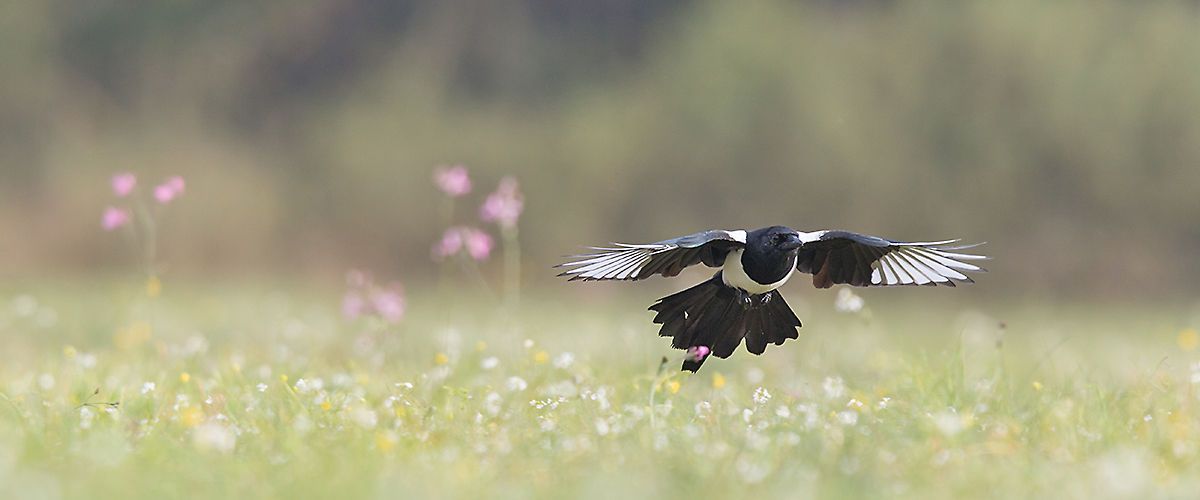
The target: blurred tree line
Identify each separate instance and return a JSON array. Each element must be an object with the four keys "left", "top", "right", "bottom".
[{"left": 1, "top": 0, "right": 1198, "bottom": 297}]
